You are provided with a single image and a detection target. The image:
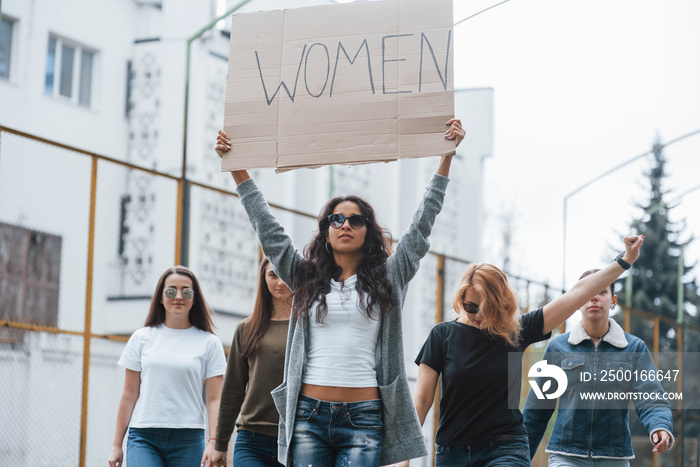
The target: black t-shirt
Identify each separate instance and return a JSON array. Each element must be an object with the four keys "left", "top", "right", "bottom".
[{"left": 416, "top": 308, "right": 550, "bottom": 446}]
